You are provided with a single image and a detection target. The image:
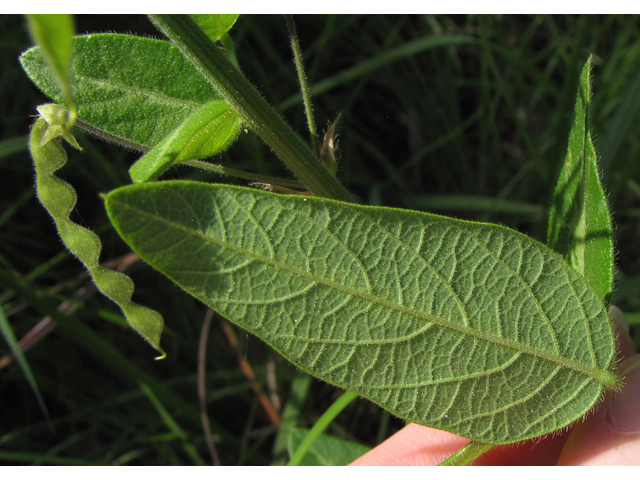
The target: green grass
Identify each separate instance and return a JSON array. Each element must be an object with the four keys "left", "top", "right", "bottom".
[{"left": 2, "top": 14, "right": 640, "bottom": 465}]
